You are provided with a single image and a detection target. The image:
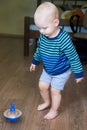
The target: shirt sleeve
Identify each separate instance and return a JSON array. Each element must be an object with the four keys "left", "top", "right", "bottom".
[
  {"left": 32, "top": 36, "right": 41, "bottom": 65},
  {"left": 60, "top": 31, "right": 84, "bottom": 78}
]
